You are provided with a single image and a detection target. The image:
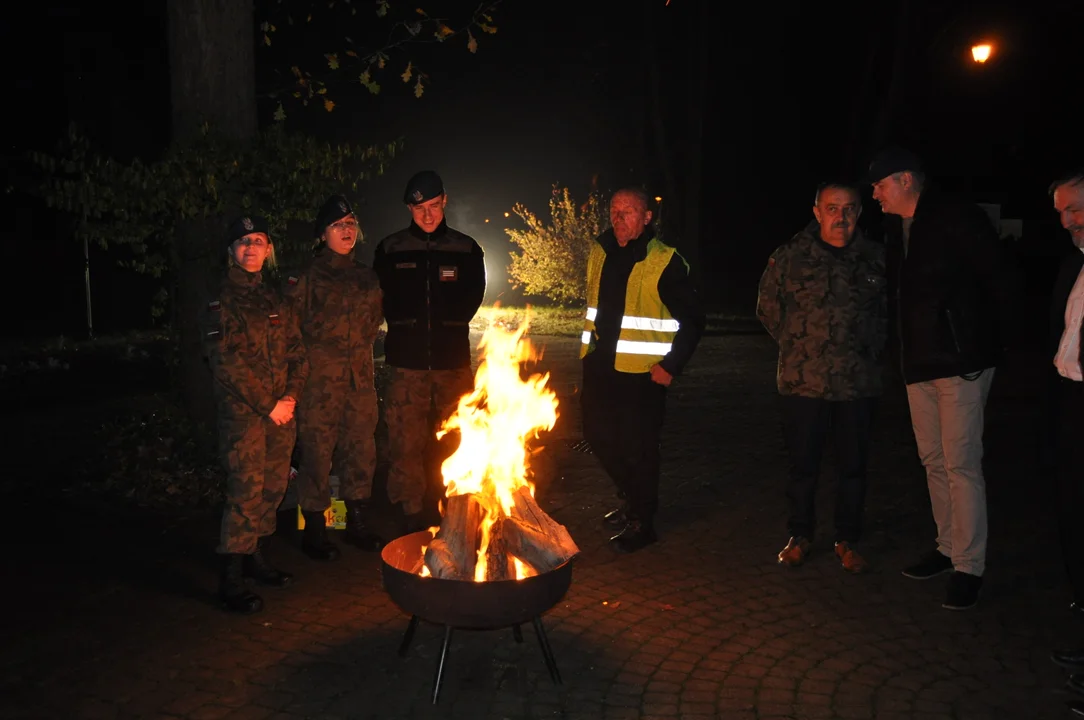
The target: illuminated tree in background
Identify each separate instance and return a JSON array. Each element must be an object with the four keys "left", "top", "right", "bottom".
[{"left": 505, "top": 186, "right": 606, "bottom": 305}]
